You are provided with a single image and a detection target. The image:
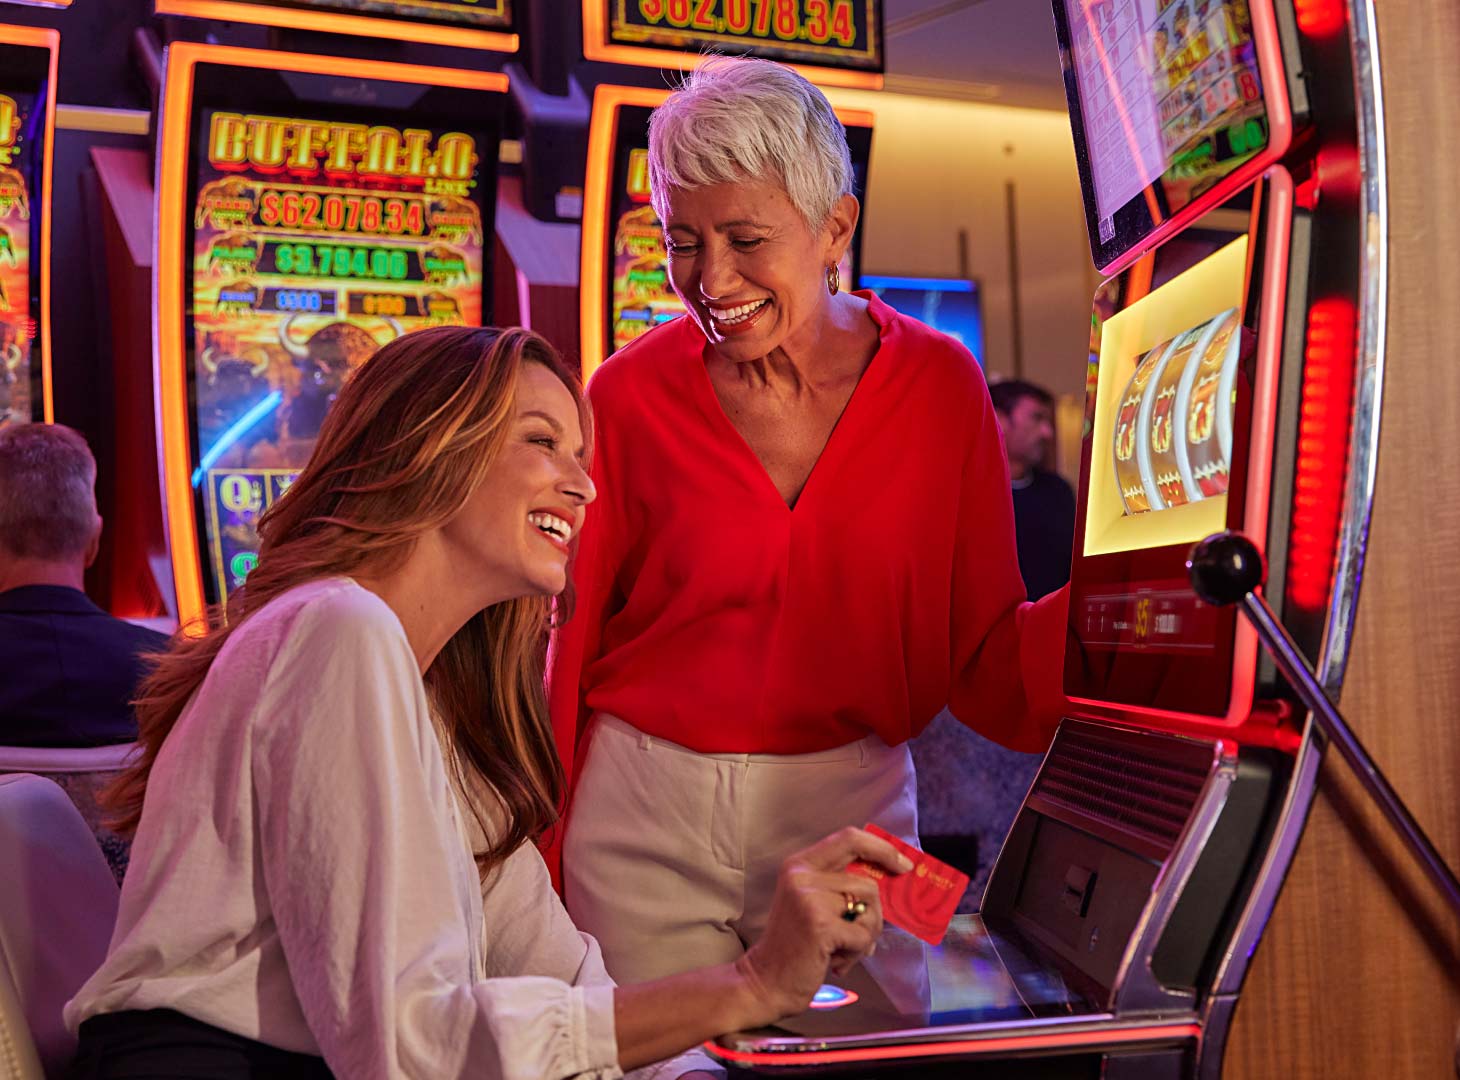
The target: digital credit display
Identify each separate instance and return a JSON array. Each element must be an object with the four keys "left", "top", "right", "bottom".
[
  {"left": 0, "top": 87, "right": 39, "bottom": 427},
  {"left": 166, "top": 54, "right": 504, "bottom": 609},
  {"left": 1056, "top": 0, "right": 1284, "bottom": 272},
  {"left": 593, "top": 0, "right": 883, "bottom": 75}
]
